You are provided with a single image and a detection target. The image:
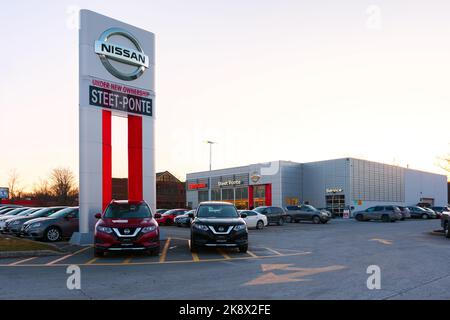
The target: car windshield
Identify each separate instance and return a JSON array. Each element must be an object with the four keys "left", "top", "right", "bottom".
[
  {"left": 104, "top": 203, "right": 152, "bottom": 219},
  {"left": 49, "top": 207, "right": 78, "bottom": 219},
  {"left": 4, "top": 208, "right": 27, "bottom": 216},
  {"left": 197, "top": 204, "right": 238, "bottom": 219},
  {"left": 253, "top": 207, "right": 266, "bottom": 213}
]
